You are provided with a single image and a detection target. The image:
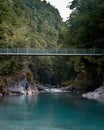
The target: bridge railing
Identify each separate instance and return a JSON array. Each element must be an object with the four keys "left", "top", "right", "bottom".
[{"left": 0, "top": 48, "right": 104, "bottom": 55}]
